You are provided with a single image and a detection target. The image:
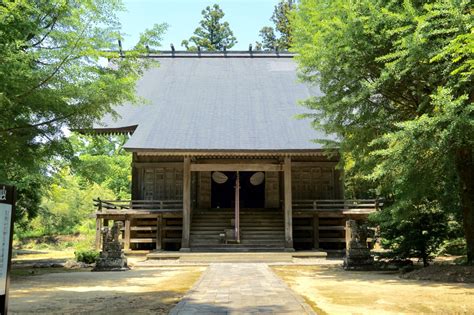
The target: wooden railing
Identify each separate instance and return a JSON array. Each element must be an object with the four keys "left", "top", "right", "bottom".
[
  {"left": 292, "top": 199, "right": 382, "bottom": 214},
  {"left": 94, "top": 199, "right": 183, "bottom": 212}
]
